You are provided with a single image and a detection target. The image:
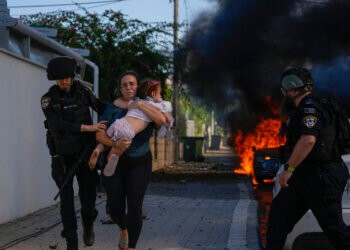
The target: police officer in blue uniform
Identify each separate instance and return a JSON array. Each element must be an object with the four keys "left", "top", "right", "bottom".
[
  {"left": 266, "top": 67, "right": 350, "bottom": 250},
  {"left": 41, "top": 57, "right": 106, "bottom": 250}
]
